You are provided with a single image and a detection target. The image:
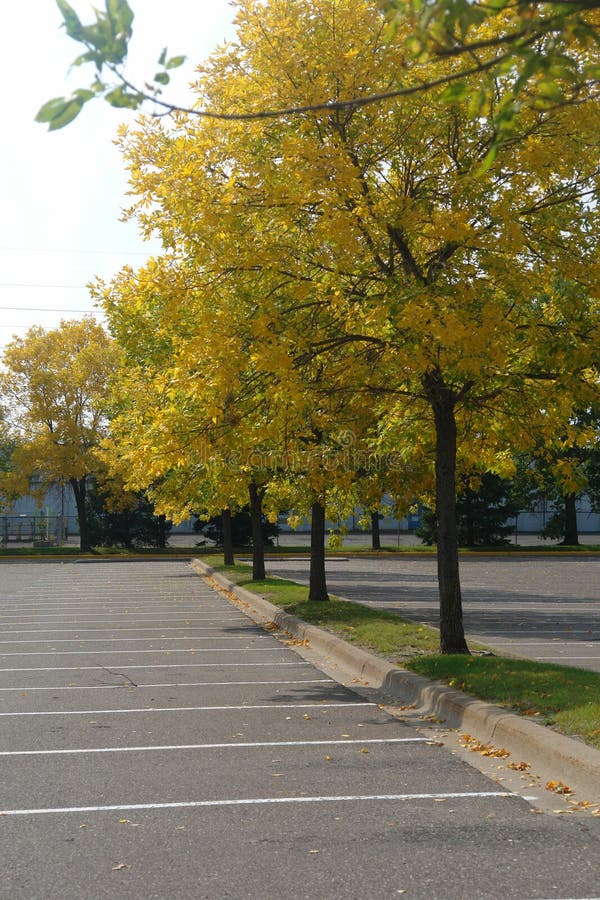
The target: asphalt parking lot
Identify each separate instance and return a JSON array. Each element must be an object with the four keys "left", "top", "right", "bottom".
[
  {"left": 265, "top": 554, "right": 600, "bottom": 672},
  {"left": 1, "top": 559, "right": 599, "bottom": 899}
]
